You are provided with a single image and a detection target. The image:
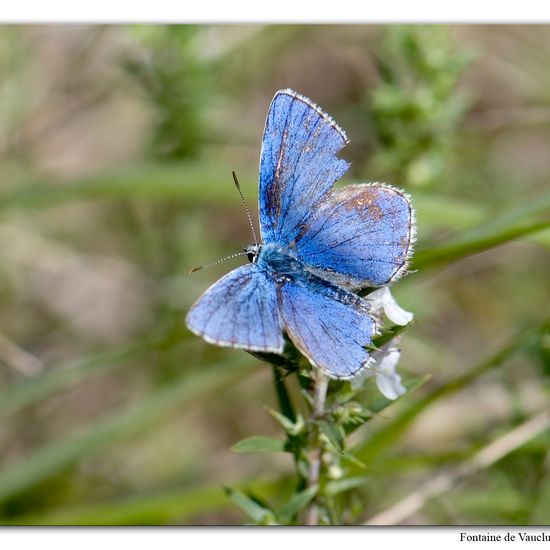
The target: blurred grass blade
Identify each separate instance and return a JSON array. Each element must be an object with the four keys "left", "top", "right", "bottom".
[
  {"left": 0, "top": 358, "right": 255, "bottom": 504},
  {"left": 364, "top": 409, "right": 550, "bottom": 525},
  {"left": 365, "top": 374, "right": 432, "bottom": 416},
  {"left": 353, "top": 316, "right": 550, "bottom": 467},
  {"left": 463, "top": 190, "right": 550, "bottom": 238},
  {"left": 3, "top": 479, "right": 284, "bottom": 526},
  {"left": 0, "top": 163, "right": 256, "bottom": 211},
  {"left": 0, "top": 347, "right": 137, "bottom": 417},
  {"left": 231, "top": 436, "right": 287, "bottom": 453},
  {"left": 413, "top": 218, "right": 550, "bottom": 270},
  {"left": 413, "top": 194, "right": 485, "bottom": 230},
  {"left": 529, "top": 470, "right": 550, "bottom": 524},
  {"left": 413, "top": 188, "right": 550, "bottom": 270}
]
